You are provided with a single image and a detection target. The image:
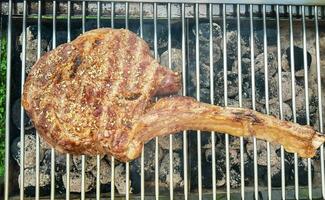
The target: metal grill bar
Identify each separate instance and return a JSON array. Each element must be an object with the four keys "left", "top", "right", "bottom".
[
  {"left": 20, "top": 1, "right": 27, "bottom": 199},
  {"left": 209, "top": 4, "right": 216, "bottom": 200},
  {"left": 81, "top": 2, "right": 87, "bottom": 200},
  {"left": 139, "top": 3, "right": 145, "bottom": 200},
  {"left": 276, "top": 5, "right": 286, "bottom": 200},
  {"left": 181, "top": 3, "right": 188, "bottom": 200},
  {"left": 289, "top": 5, "right": 299, "bottom": 199},
  {"left": 125, "top": 3, "right": 130, "bottom": 199},
  {"left": 66, "top": 2, "right": 72, "bottom": 199},
  {"left": 249, "top": 5, "right": 259, "bottom": 200},
  {"left": 4, "top": 0, "right": 12, "bottom": 198},
  {"left": 302, "top": 6, "right": 313, "bottom": 199},
  {"left": 96, "top": 3, "right": 101, "bottom": 200},
  {"left": 153, "top": 3, "right": 159, "bottom": 200},
  {"left": 109, "top": 3, "right": 116, "bottom": 199},
  {"left": 195, "top": 3, "right": 202, "bottom": 200},
  {"left": 110, "top": 3, "right": 116, "bottom": 199},
  {"left": 236, "top": 5, "right": 245, "bottom": 199},
  {"left": 167, "top": 3, "right": 174, "bottom": 200},
  {"left": 314, "top": 6, "right": 325, "bottom": 199},
  {"left": 35, "top": 1, "right": 42, "bottom": 198},
  {"left": 262, "top": 4, "right": 272, "bottom": 199},
  {"left": 222, "top": 4, "right": 231, "bottom": 200},
  {"left": 51, "top": 2, "right": 57, "bottom": 200}
]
